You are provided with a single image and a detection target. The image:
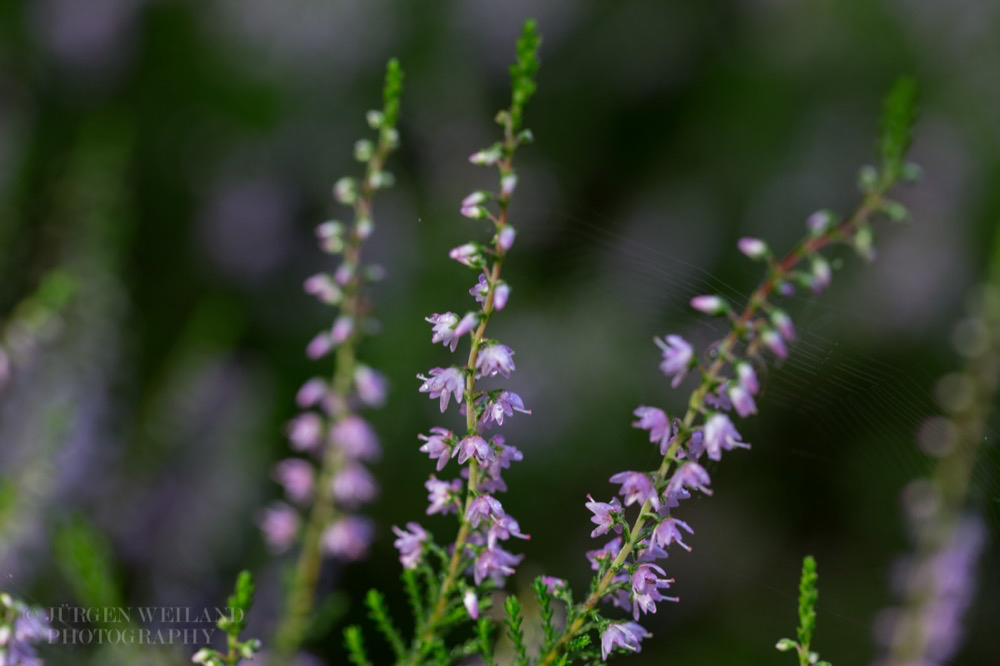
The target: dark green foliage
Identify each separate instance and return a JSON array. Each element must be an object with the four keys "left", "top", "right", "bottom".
[
  {"left": 477, "top": 616, "right": 496, "bottom": 664},
  {"left": 194, "top": 571, "right": 261, "bottom": 665},
  {"left": 509, "top": 19, "right": 541, "bottom": 131},
  {"left": 53, "top": 516, "right": 121, "bottom": 614},
  {"left": 365, "top": 589, "right": 407, "bottom": 660},
  {"left": 533, "top": 577, "right": 558, "bottom": 651},
  {"left": 878, "top": 76, "right": 919, "bottom": 184},
  {"left": 402, "top": 568, "right": 426, "bottom": 625},
  {"left": 504, "top": 595, "right": 529, "bottom": 666}
]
